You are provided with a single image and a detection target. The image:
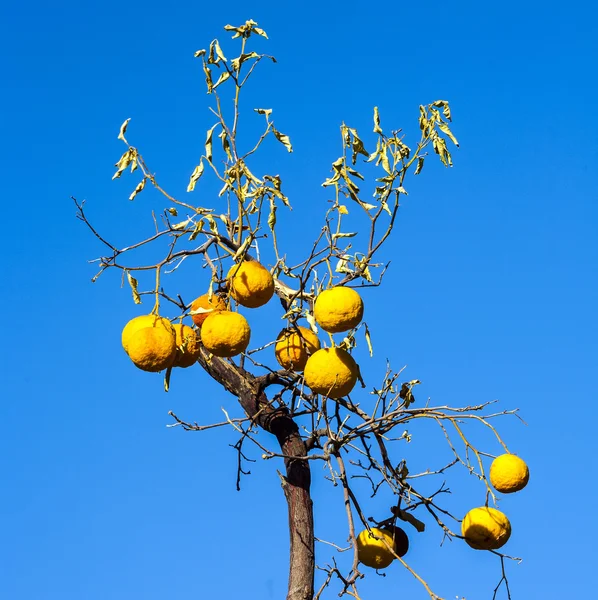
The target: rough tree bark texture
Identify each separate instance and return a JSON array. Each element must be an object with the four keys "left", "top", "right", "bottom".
[{"left": 197, "top": 350, "right": 315, "bottom": 600}]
